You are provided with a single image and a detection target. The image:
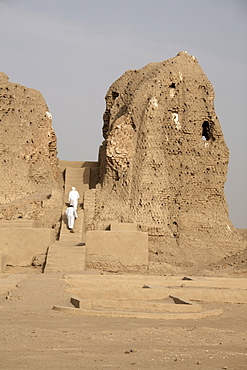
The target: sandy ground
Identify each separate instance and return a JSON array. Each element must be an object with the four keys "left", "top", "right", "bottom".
[{"left": 0, "top": 265, "right": 246, "bottom": 370}]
